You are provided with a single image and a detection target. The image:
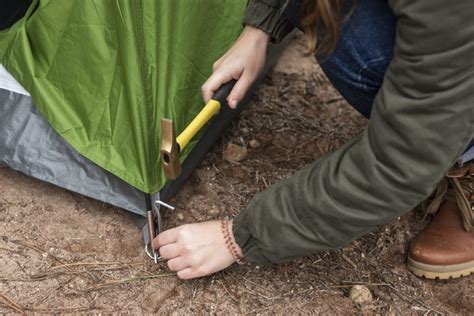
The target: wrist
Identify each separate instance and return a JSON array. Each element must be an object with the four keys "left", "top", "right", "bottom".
[
  {"left": 227, "top": 220, "right": 244, "bottom": 258},
  {"left": 242, "top": 25, "right": 270, "bottom": 45},
  {"left": 221, "top": 219, "right": 245, "bottom": 264}
]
